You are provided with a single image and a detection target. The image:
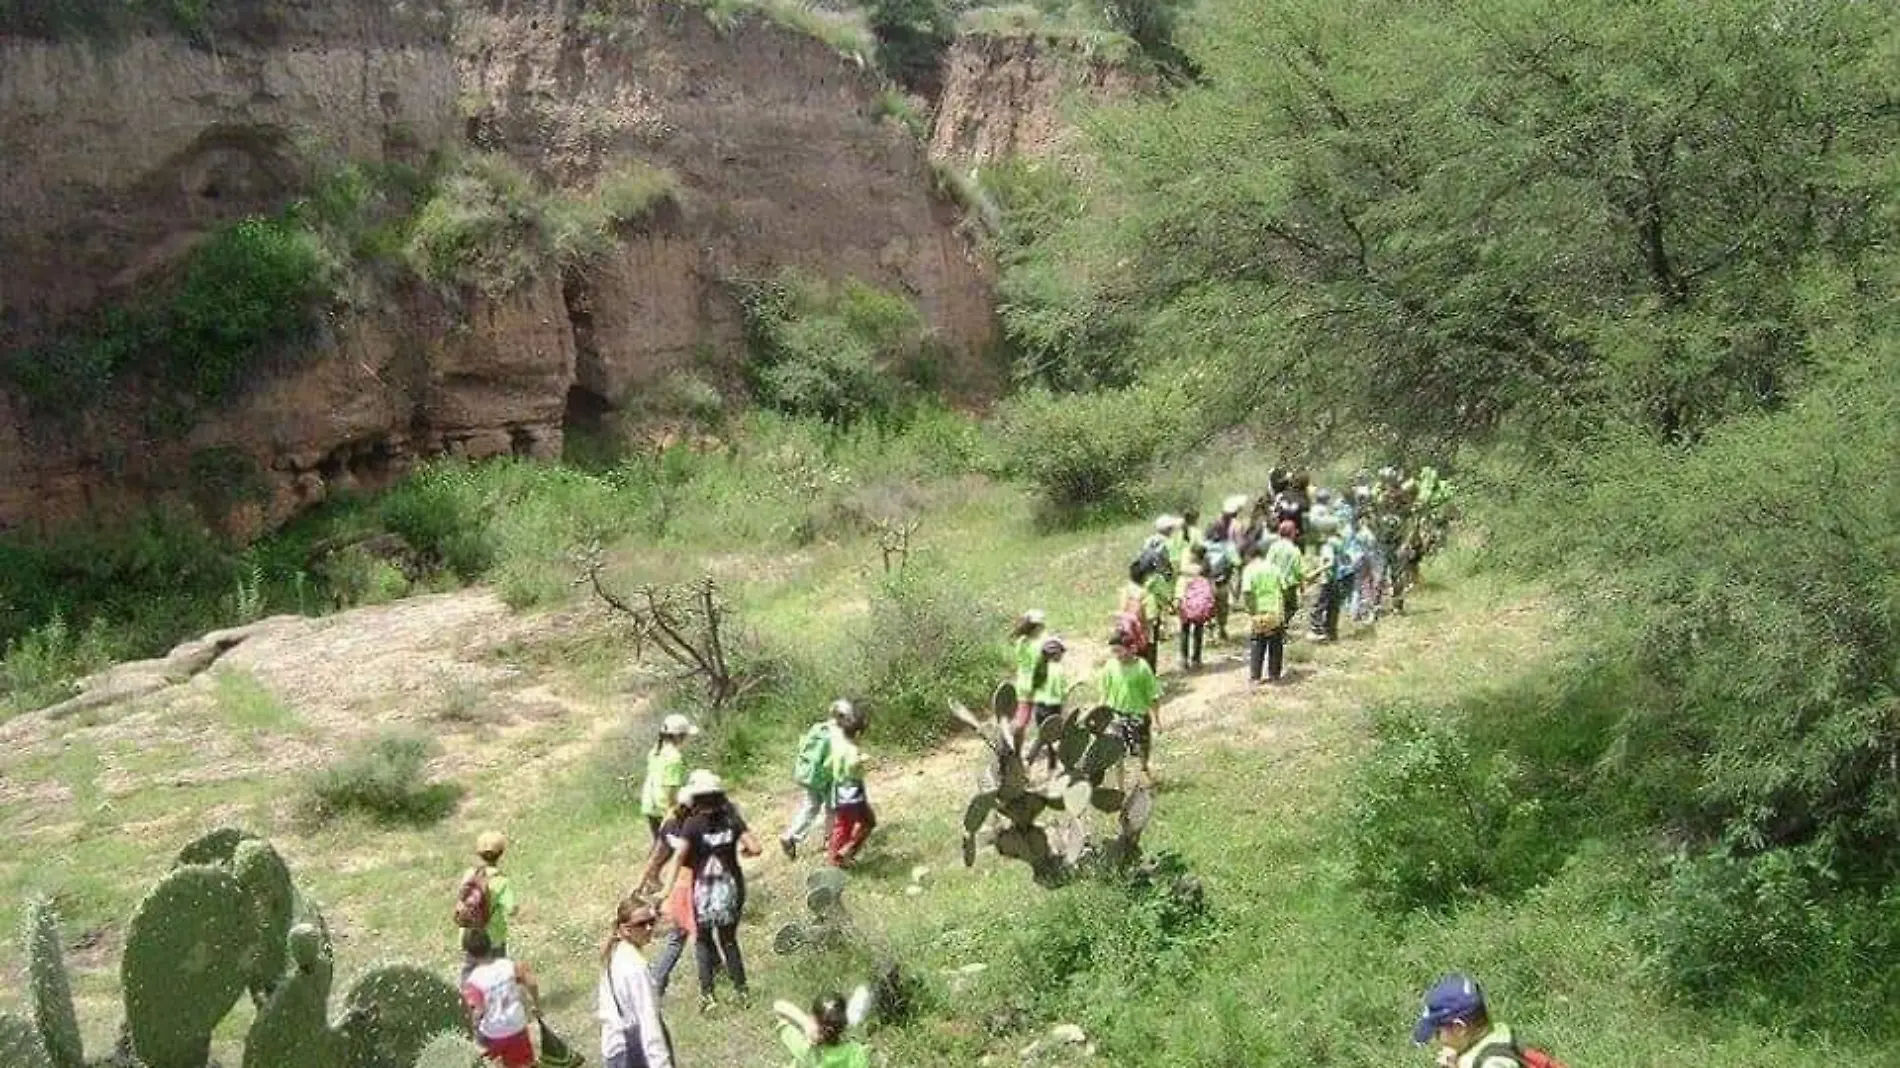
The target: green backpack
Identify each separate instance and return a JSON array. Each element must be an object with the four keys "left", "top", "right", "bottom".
[{"left": 793, "top": 722, "right": 836, "bottom": 791}]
